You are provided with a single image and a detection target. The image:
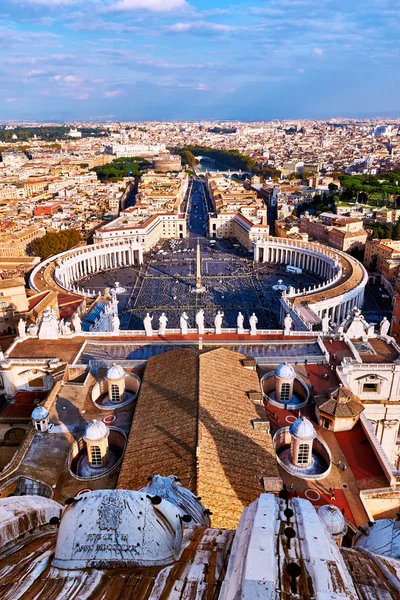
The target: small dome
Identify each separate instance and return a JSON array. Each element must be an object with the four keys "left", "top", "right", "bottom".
[
  {"left": 289, "top": 416, "right": 316, "bottom": 440},
  {"left": 106, "top": 363, "right": 125, "bottom": 381},
  {"left": 52, "top": 489, "right": 184, "bottom": 570},
  {"left": 31, "top": 406, "right": 49, "bottom": 421},
  {"left": 84, "top": 419, "right": 109, "bottom": 442},
  {"left": 141, "top": 475, "right": 210, "bottom": 527},
  {"left": 275, "top": 362, "right": 296, "bottom": 380},
  {"left": 318, "top": 504, "right": 347, "bottom": 539}
]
